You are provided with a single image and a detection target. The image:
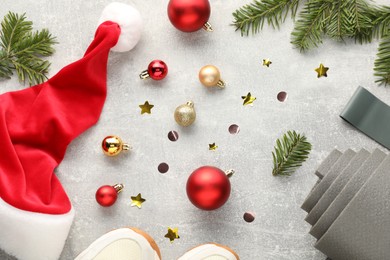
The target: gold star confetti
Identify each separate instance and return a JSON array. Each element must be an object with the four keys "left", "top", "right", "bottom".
[
  {"left": 164, "top": 227, "right": 180, "bottom": 243},
  {"left": 315, "top": 63, "right": 329, "bottom": 78},
  {"left": 131, "top": 193, "right": 146, "bottom": 208},
  {"left": 139, "top": 101, "right": 154, "bottom": 114},
  {"left": 209, "top": 143, "right": 218, "bottom": 150},
  {"left": 263, "top": 58, "right": 272, "bottom": 67},
  {"left": 241, "top": 92, "right": 256, "bottom": 106}
]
